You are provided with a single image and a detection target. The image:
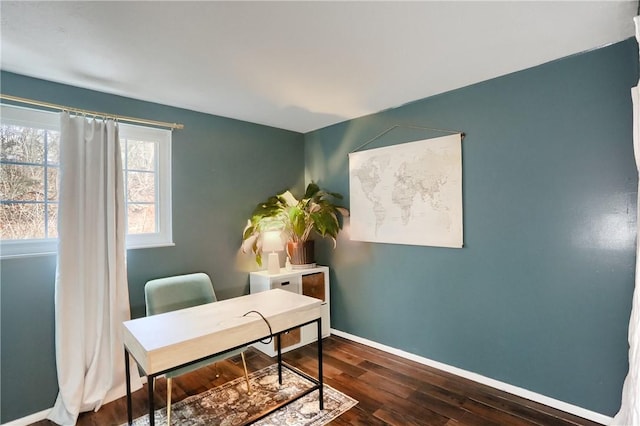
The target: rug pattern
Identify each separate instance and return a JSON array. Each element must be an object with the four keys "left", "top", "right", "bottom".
[{"left": 127, "top": 364, "right": 357, "bottom": 426}]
